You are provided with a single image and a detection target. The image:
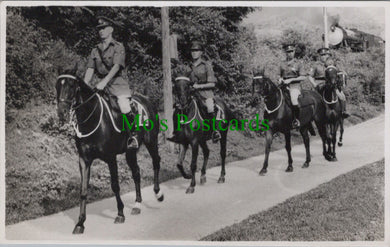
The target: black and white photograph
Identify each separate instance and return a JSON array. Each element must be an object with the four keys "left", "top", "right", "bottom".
[{"left": 0, "top": 1, "right": 388, "bottom": 244}]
